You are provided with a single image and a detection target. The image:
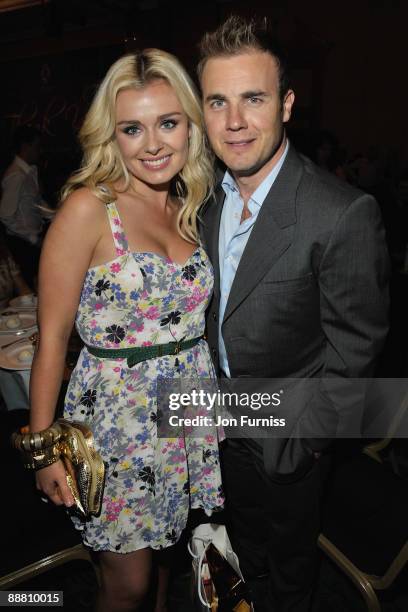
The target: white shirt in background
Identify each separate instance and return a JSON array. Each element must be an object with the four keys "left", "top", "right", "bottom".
[{"left": 0, "top": 155, "right": 45, "bottom": 245}]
